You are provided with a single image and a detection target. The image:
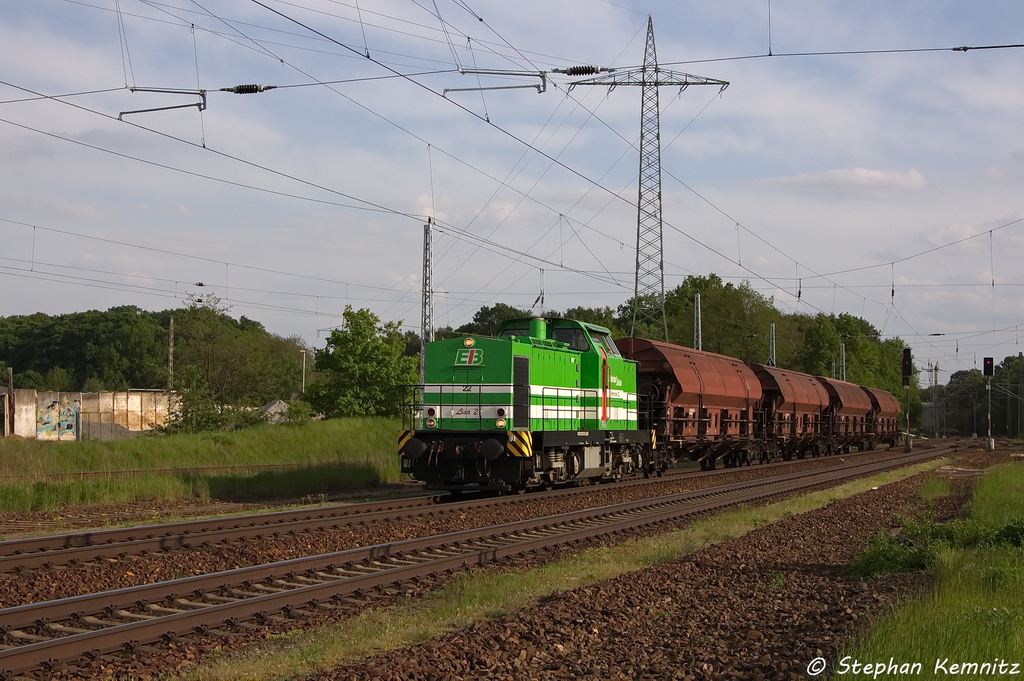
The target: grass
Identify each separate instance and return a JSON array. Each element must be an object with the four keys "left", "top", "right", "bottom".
[
  {"left": 0, "top": 418, "right": 400, "bottom": 511},
  {"left": 916, "top": 473, "right": 950, "bottom": 503},
  {"left": 840, "top": 463, "right": 1024, "bottom": 677},
  {"left": 179, "top": 460, "right": 946, "bottom": 681}
]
